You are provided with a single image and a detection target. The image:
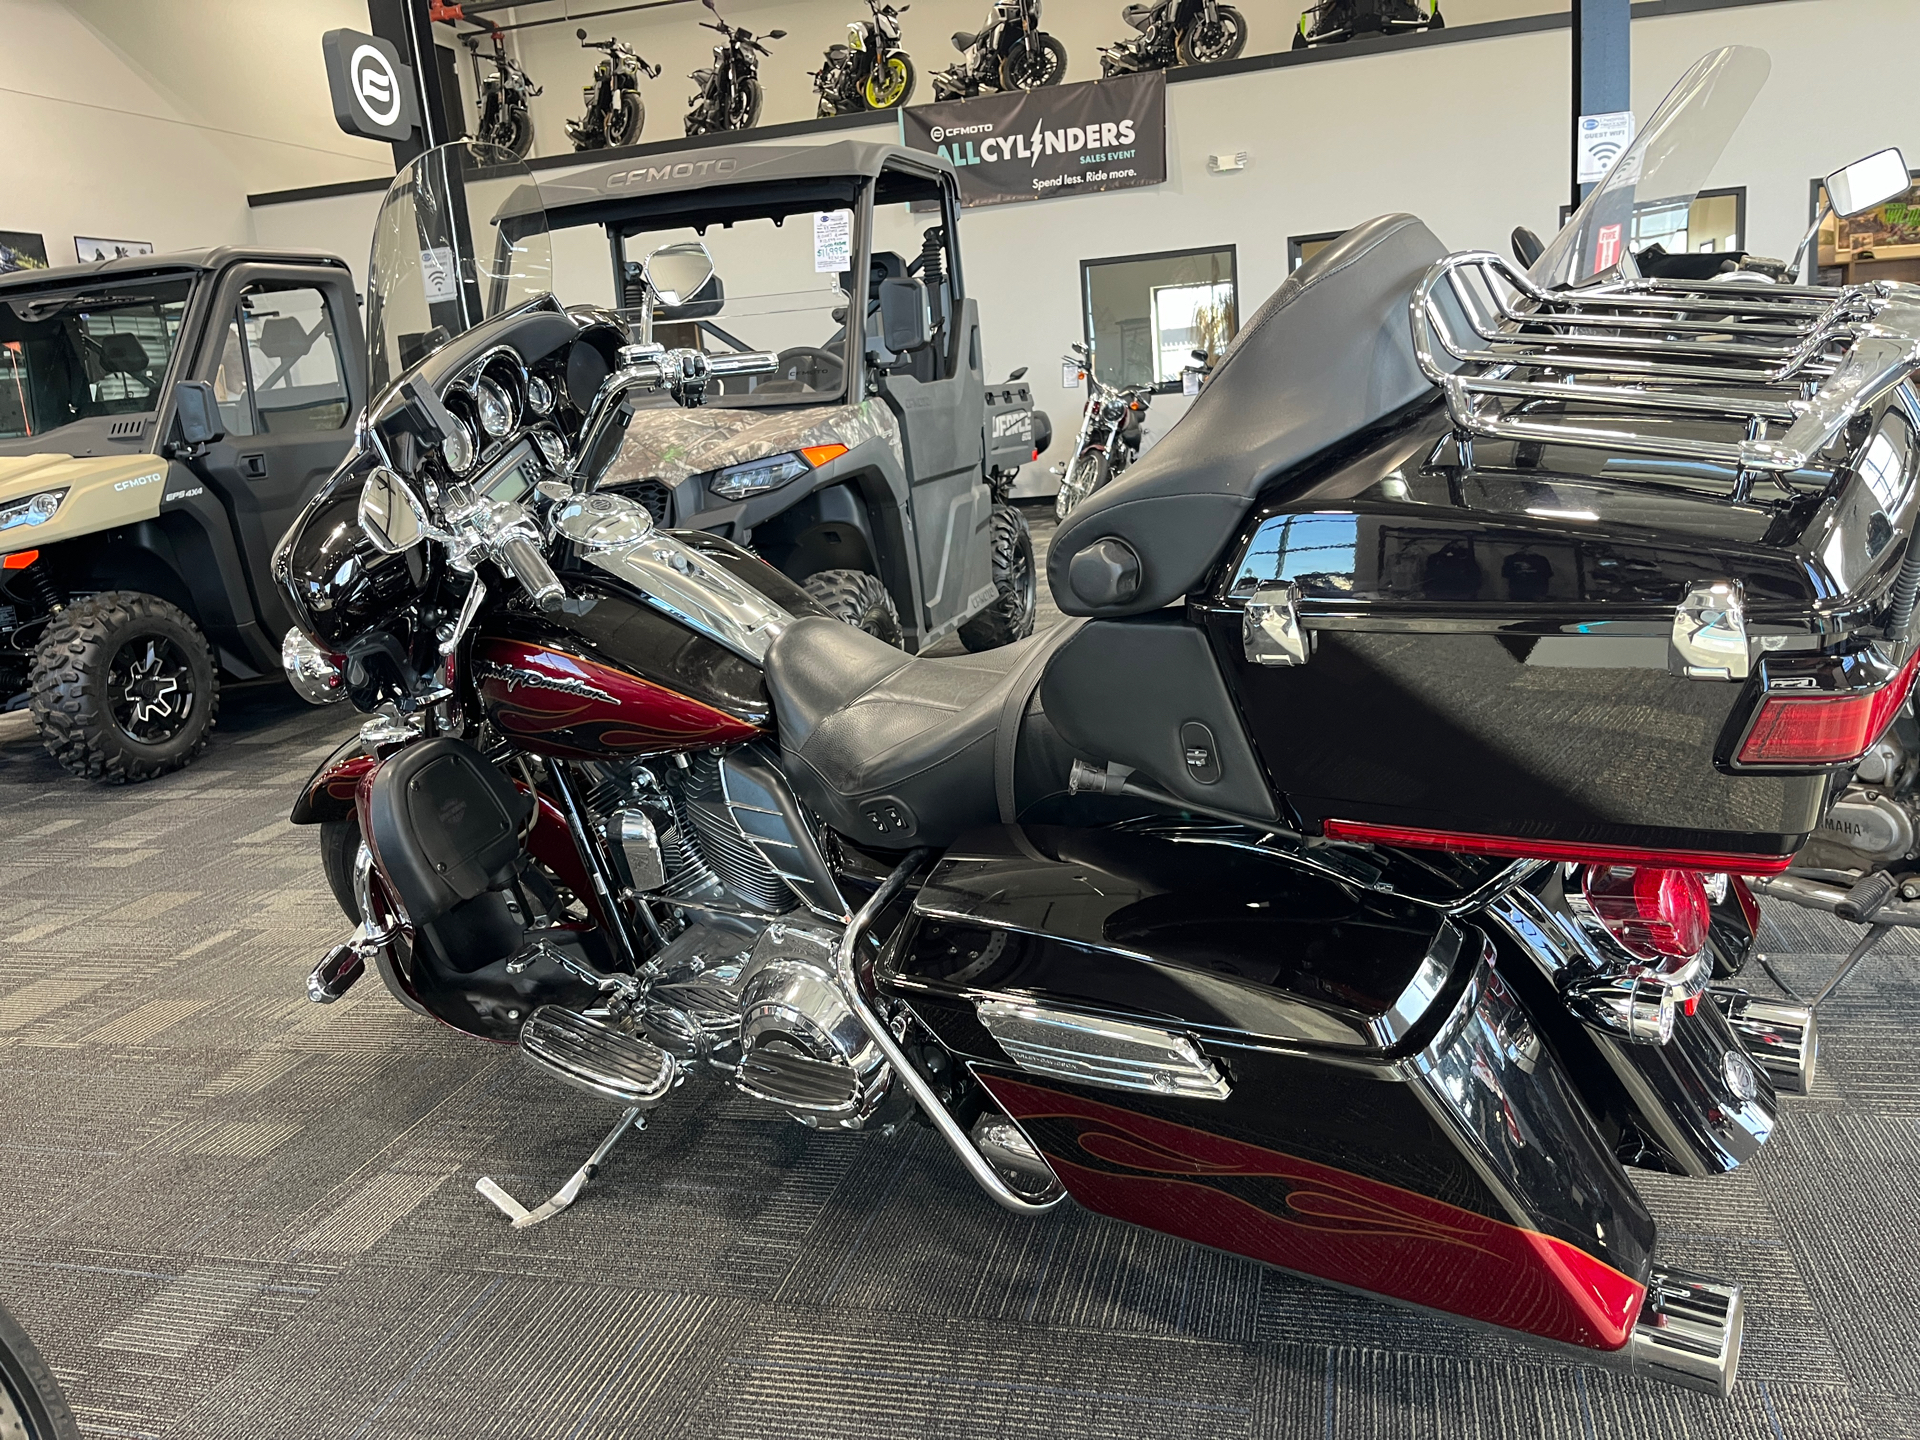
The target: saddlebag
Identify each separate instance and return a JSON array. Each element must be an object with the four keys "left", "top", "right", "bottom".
[{"left": 880, "top": 824, "right": 1661, "bottom": 1353}]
